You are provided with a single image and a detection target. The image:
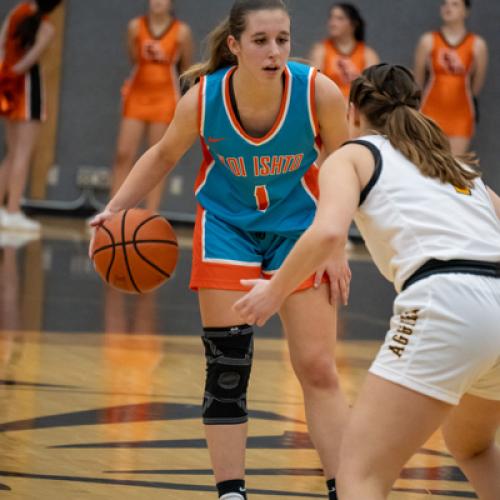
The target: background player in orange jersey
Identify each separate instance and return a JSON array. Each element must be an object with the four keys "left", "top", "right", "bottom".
[
  {"left": 310, "top": 3, "right": 379, "bottom": 100},
  {"left": 110, "top": 0, "right": 193, "bottom": 212},
  {"left": 0, "top": 0, "right": 63, "bottom": 232},
  {"left": 414, "top": 0, "right": 488, "bottom": 155}
]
